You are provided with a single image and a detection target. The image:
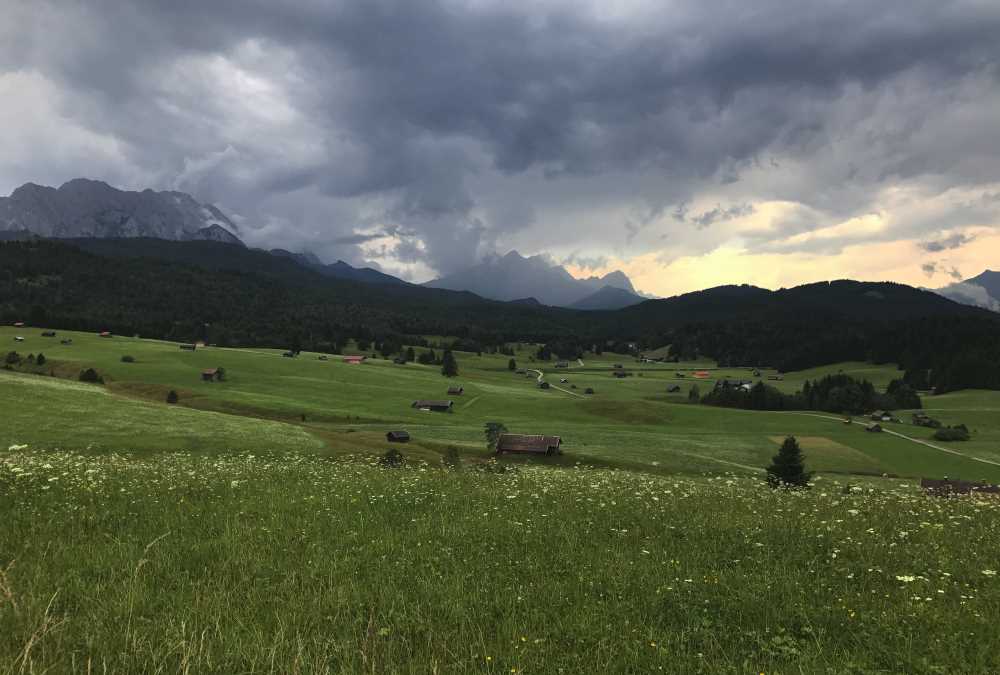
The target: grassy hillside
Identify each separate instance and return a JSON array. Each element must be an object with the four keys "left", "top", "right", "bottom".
[{"left": 4, "top": 326, "right": 1000, "bottom": 481}]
